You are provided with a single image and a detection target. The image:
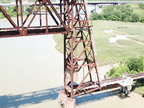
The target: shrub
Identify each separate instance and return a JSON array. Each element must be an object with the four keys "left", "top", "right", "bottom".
[
  {"left": 138, "top": 4, "right": 144, "bottom": 10},
  {"left": 108, "top": 65, "right": 129, "bottom": 78},
  {"left": 131, "top": 13, "right": 139, "bottom": 22},
  {"left": 126, "top": 58, "right": 143, "bottom": 72},
  {"left": 107, "top": 56, "right": 144, "bottom": 78}
]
